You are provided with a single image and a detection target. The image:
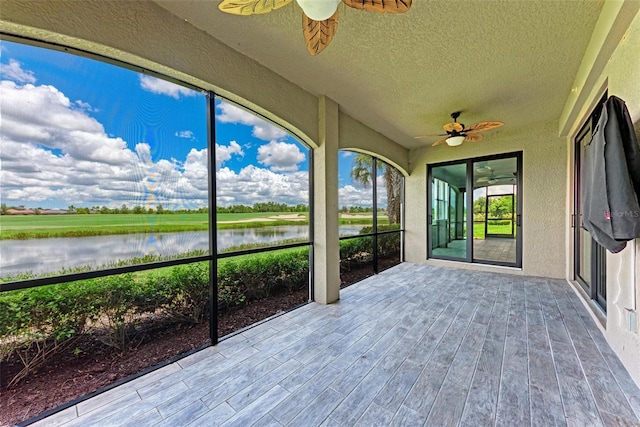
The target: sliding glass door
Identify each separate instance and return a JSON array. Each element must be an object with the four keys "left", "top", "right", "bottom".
[
  {"left": 574, "top": 96, "right": 607, "bottom": 311},
  {"left": 473, "top": 157, "right": 519, "bottom": 265},
  {"left": 428, "top": 152, "right": 522, "bottom": 267},
  {"left": 429, "top": 163, "right": 468, "bottom": 260}
]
